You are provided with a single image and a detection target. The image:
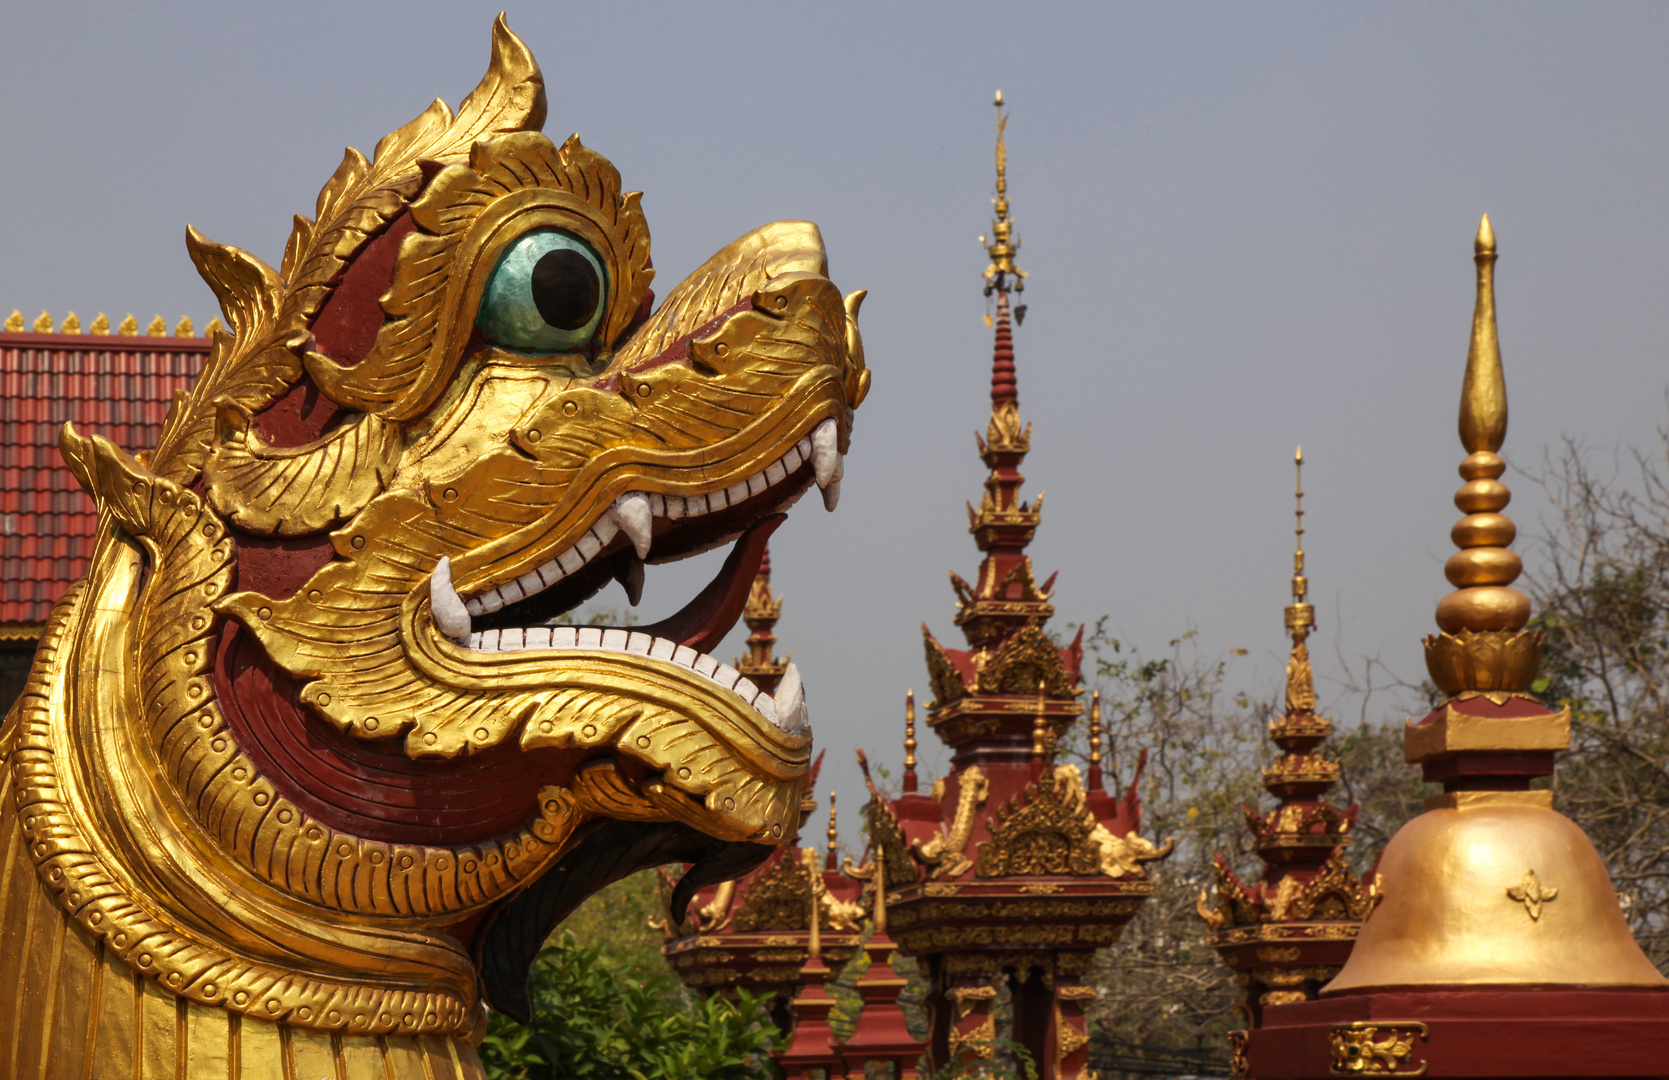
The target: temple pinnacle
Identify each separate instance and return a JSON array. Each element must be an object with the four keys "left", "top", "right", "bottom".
[
  {"left": 1460, "top": 213, "right": 1506, "bottom": 455},
  {"left": 983, "top": 90, "right": 1027, "bottom": 309},
  {"left": 1433, "top": 215, "right": 1530, "bottom": 641}
]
